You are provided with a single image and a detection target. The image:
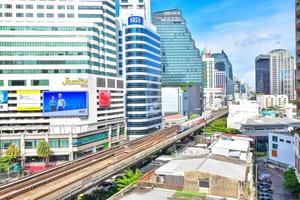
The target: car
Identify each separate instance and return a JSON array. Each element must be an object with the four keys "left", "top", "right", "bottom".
[
  {"left": 99, "top": 181, "right": 116, "bottom": 191},
  {"left": 258, "top": 193, "right": 272, "bottom": 199},
  {"left": 257, "top": 184, "right": 271, "bottom": 190}
]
